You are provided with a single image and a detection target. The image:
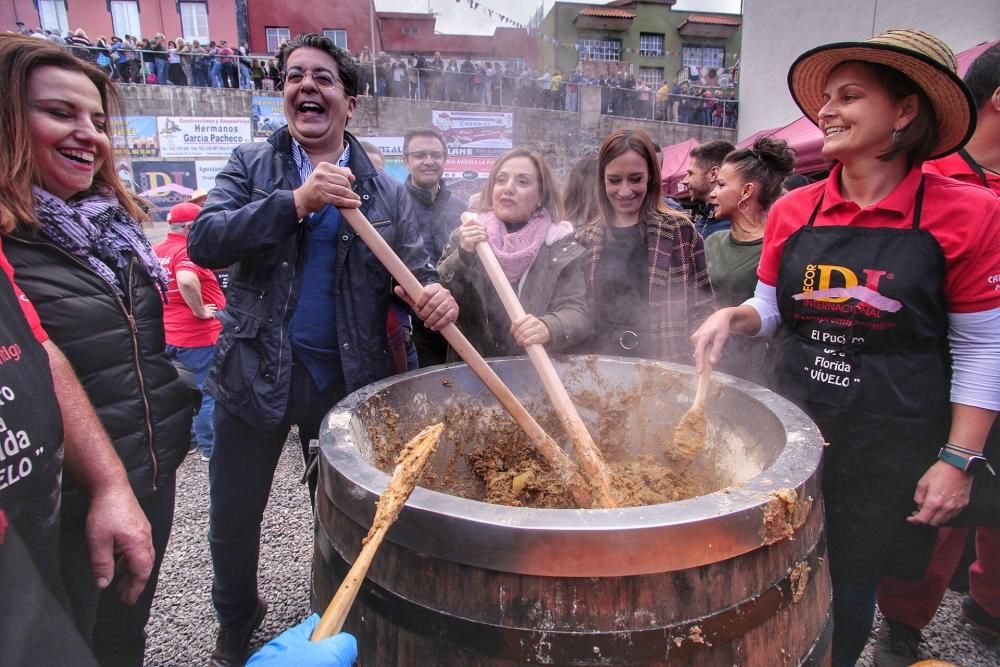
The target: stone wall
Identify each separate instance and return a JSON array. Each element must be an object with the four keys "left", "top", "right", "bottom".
[{"left": 119, "top": 83, "right": 735, "bottom": 181}]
